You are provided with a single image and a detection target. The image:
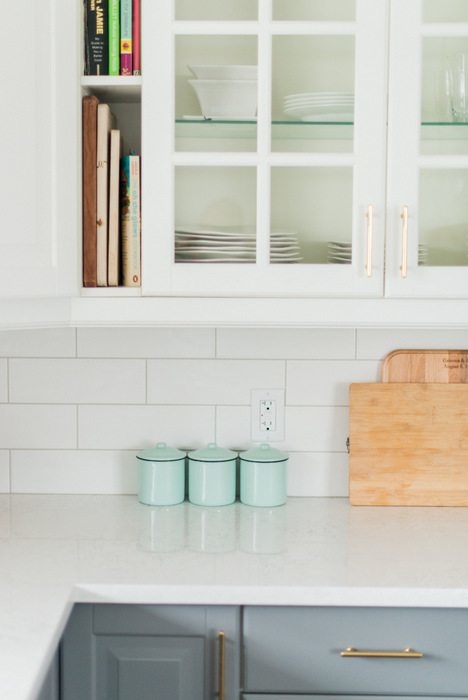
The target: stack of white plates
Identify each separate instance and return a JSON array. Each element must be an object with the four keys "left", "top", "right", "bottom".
[
  {"left": 418, "top": 244, "right": 429, "bottom": 265},
  {"left": 327, "top": 241, "right": 352, "bottom": 264},
  {"left": 175, "top": 227, "right": 303, "bottom": 263},
  {"left": 326, "top": 242, "right": 428, "bottom": 265},
  {"left": 283, "top": 91, "right": 354, "bottom": 122}
]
